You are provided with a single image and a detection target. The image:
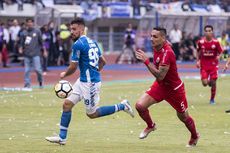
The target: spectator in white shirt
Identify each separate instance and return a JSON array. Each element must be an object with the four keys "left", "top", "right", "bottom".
[
  {"left": 169, "top": 24, "right": 182, "bottom": 60},
  {"left": 9, "top": 19, "right": 20, "bottom": 42},
  {"left": 1, "top": 23, "right": 9, "bottom": 44},
  {"left": 9, "top": 19, "right": 20, "bottom": 61}
]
